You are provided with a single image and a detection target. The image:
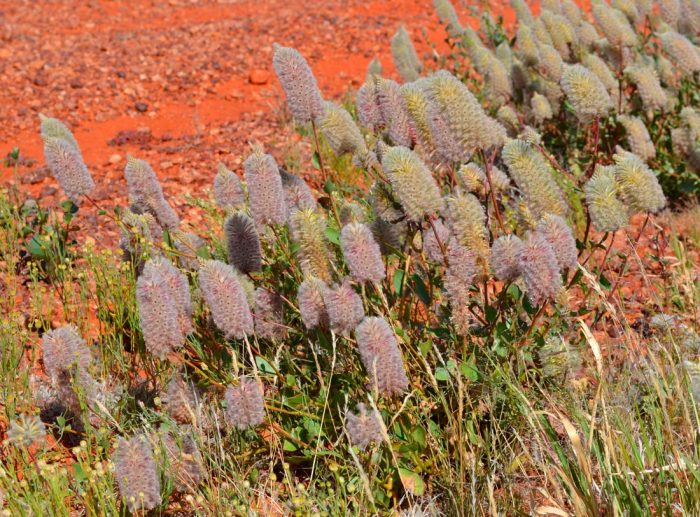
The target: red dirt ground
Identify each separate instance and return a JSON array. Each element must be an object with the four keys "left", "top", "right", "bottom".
[{"left": 0, "top": 0, "right": 521, "bottom": 215}]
